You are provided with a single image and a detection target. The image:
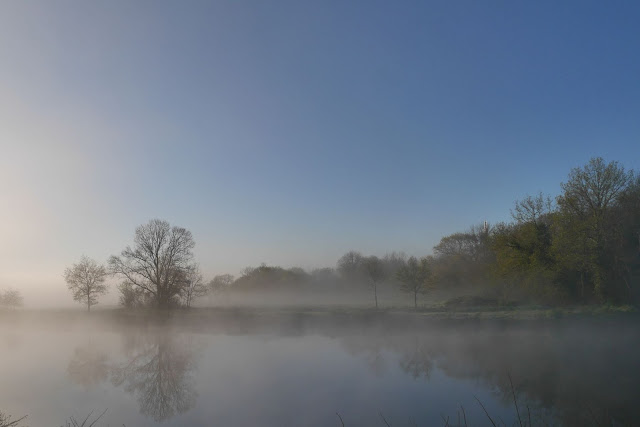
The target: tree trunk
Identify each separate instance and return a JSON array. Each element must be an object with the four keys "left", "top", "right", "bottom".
[
  {"left": 414, "top": 290, "right": 417, "bottom": 309},
  {"left": 374, "top": 283, "right": 378, "bottom": 309},
  {"left": 87, "top": 295, "right": 91, "bottom": 312}
]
